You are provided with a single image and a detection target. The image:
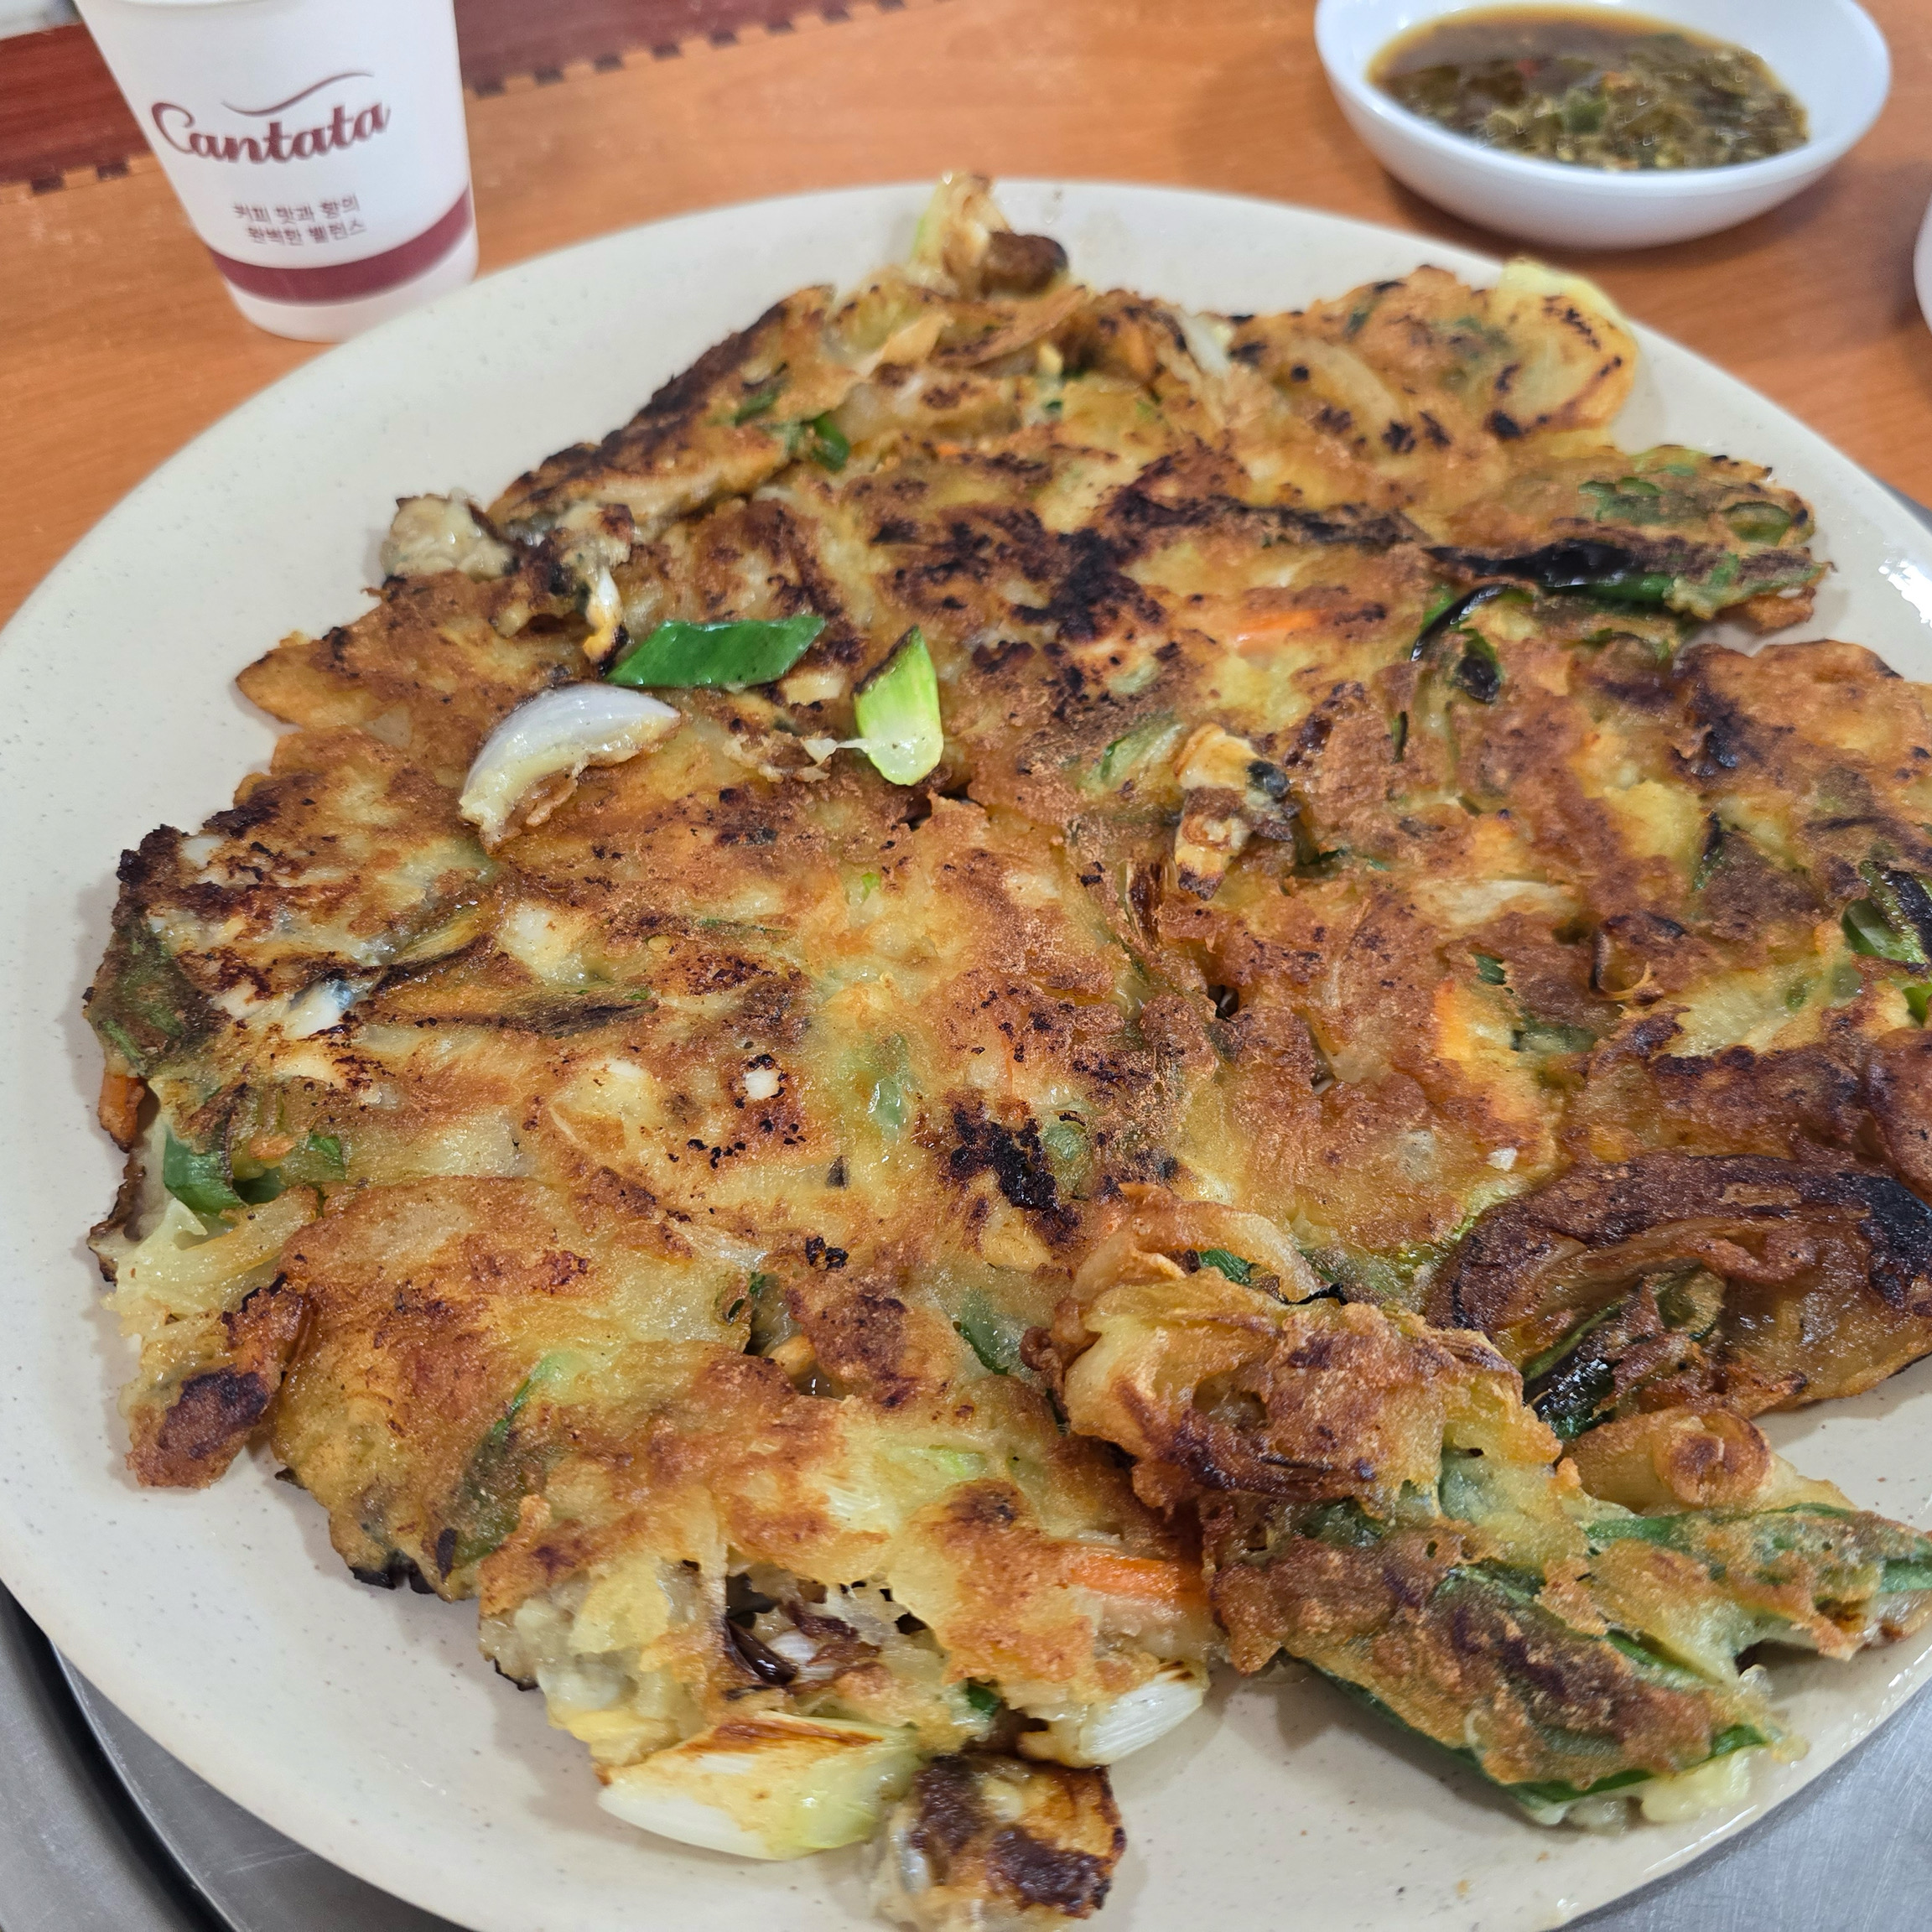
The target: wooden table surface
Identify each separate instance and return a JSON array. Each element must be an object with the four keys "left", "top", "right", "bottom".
[{"left": 4, "top": 0, "right": 1931, "bottom": 631}]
